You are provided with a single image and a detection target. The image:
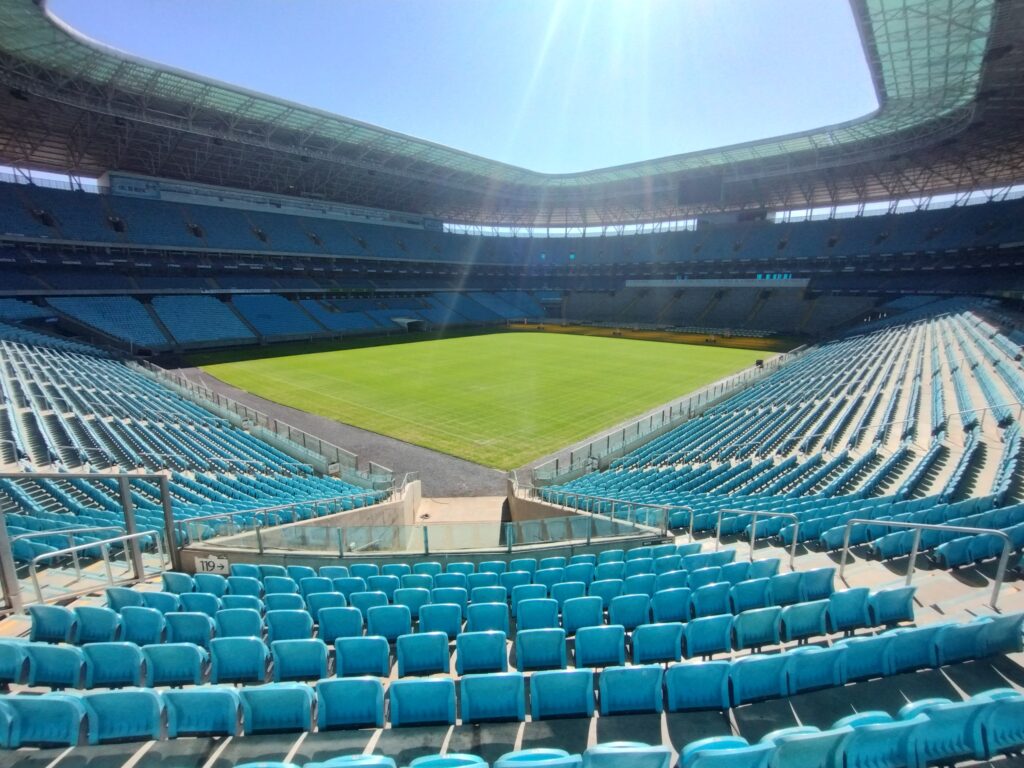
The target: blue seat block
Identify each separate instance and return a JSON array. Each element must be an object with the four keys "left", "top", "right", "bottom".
[
  {"left": 729, "top": 654, "right": 788, "bottom": 706},
  {"left": 785, "top": 645, "right": 847, "bottom": 694},
  {"left": 461, "top": 672, "right": 526, "bottom": 723},
  {"left": 456, "top": 630, "right": 507, "bottom": 675},
  {"left": 194, "top": 573, "right": 229, "bottom": 597},
  {"left": 681, "top": 737, "right": 771, "bottom": 768},
  {"left": 833, "top": 634, "right": 894, "bottom": 681},
  {"left": 394, "top": 587, "right": 431, "bottom": 620},
  {"left": 978, "top": 691, "right": 1024, "bottom": 757},
  {"left": 799, "top": 568, "right": 835, "bottom": 601},
  {"left": 106, "top": 587, "right": 144, "bottom": 612},
  {"left": 164, "top": 687, "right": 241, "bottom": 737},
  {"left": 431, "top": 588, "right": 469, "bottom": 619},
  {"left": 239, "top": 682, "right": 315, "bottom": 734},
  {"left": 574, "top": 624, "right": 626, "bottom": 668},
  {"left": 266, "top": 609, "right": 314, "bottom": 642},
  {"left": 665, "top": 661, "right": 731, "bottom": 711},
  {"left": 768, "top": 572, "right": 802, "bottom": 607},
  {"left": 887, "top": 624, "right": 944, "bottom": 674},
  {"left": 336, "top": 636, "right": 391, "bottom": 677},
  {"left": 598, "top": 665, "right": 664, "bottom": 715},
  {"left": 121, "top": 606, "right": 166, "bottom": 645},
  {"left": 780, "top": 600, "right": 828, "bottom": 643},
  {"left": 530, "top": 669, "right": 595, "bottom": 720},
  {"left": 216, "top": 607, "right": 264, "bottom": 638},
  {"left": 868, "top": 586, "right": 916, "bottom": 625},
  {"left": 367, "top": 605, "right": 412, "bottom": 643},
  {"left": 397, "top": 631, "right": 449, "bottom": 677},
  {"left": 652, "top": 588, "right": 691, "bottom": 623},
  {"left": 166, "top": 612, "right": 215, "bottom": 649},
  {"left": 684, "top": 615, "right": 733, "bottom": 658},
  {"left": 0, "top": 693, "right": 86, "bottom": 747},
  {"left": 141, "top": 591, "right": 181, "bottom": 615},
  {"left": 517, "top": 598, "right": 559, "bottom": 630},
  {"left": 143, "top": 642, "right": 208, "bottom": 687},
  {"left": 467, "top": 603, "right": 510, "bottom": 634},
  {"left": 307, "top": 592, "right": 348, "bottom": 623},
  {"left": 730, "top": 578, "right": 771, "bottom": 613},
  {"left": 836, "top": 711, "right": 923, "bottom": 768},
  {"left": 180, "top": 592, "right": 223, "bottom": 617},
  {"left": 82, "top": 689, "right": 164, "bottom": 744},
  {"left": 420, "top": 603, "right": 463, "bottom": 640},
  {"left": 210, "top": 636, "right": 269, "bottom": 684},
  {"left": 389, "top": 677, "right": 456, "bottom": 727},
  {"left": 26, "top": 644, "right": 85, "bottom": 689},
  {"left": 516, "top": 628, "right": 567, "bottom": 671},
  {"left": 0, "top": 642, "right": 27, "bottom": 686},
  {"left": 827, "top": 588, "right": 871, "bottom": 633},
  {"left": 732, "top": 607, "right": 782, "bottom": 650},
  {"left": 83, "top": 642, "right": 144, "bottom": 688},
  {"left": 29, "top": 604, "right": 77, "bottom": 644},
  {"left": 162, "top": 571, "right": 196, "bottom": 594},
  {"left": 587, "top": 579, "right": 623, "bottom": 610},
  {"left": 318, "top": 606, "right": 364, "bottom": 644},
  {"left": 691, "top": 583, "right": 730, "bottom": 618},
  {"left": 582, "top": 742, "right": 672, "bottom": 768},
  {"left": 562, "top": 596, "right": 603, "bottom": 636},
  {"left": 317, "top": 677, "right": 385, "bottom": 730},
  {"left": 74, "top": 606, "right": 121, "bottom": 644},
  {"left": 608, "top": 594, "right": 651, "bottom": 631},
  {"left": 272, "top": 638, "right": 329, "bottom": 682},
  {"left": 632, "top": 622, "right": 683, "bottom": 664},
  {"left": 495, "top": 749, "right": 581, "bottom": 768}
]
